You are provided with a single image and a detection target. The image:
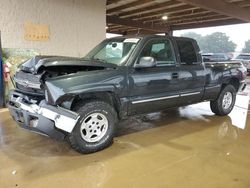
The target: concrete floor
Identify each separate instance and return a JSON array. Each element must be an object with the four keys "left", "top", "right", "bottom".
[{"left": 0, "top": 85, "right": 250, "bottom": 188}]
